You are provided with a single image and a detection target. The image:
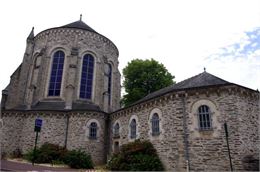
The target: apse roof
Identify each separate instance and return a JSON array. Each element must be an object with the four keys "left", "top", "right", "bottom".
[
  {"left": 133, "top": 71, "right": 232, "bottom": 105},
  {"left": 60, "top": 20, "right": 98, "bottom": 34}
]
